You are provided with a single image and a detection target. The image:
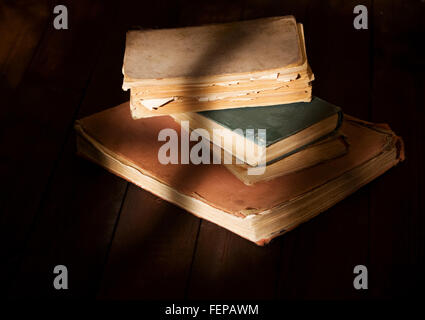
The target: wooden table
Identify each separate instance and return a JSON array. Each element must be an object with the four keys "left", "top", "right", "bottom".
[{"left": 1, "top": 0, "right": 423, "bottom": 300}]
